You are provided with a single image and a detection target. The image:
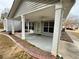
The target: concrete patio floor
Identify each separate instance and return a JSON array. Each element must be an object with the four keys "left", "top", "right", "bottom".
[
  {"left": 15, "top": 31, "right": 79, "bottom": 59},
  {"left": 15, "top": 32, "right": 53, "bottom": 52}
]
